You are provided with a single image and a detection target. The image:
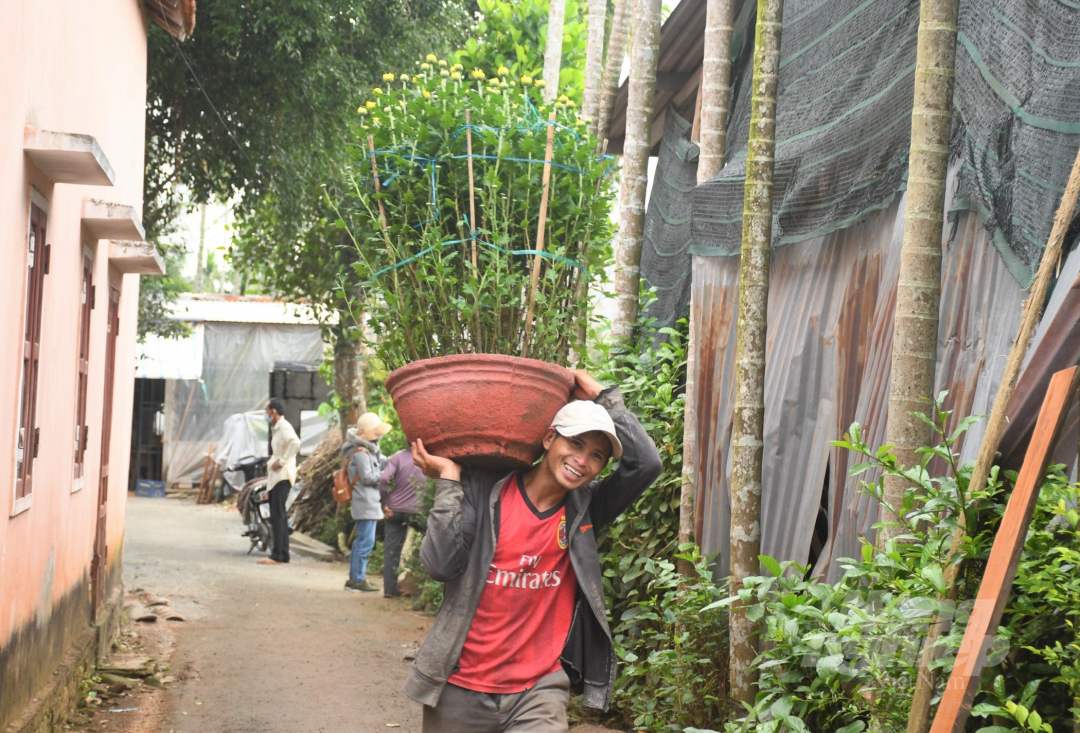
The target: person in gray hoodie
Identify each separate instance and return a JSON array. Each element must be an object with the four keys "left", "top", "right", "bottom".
[{"left": 342, "top": 412, "right": 393, "bottom": 592}]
